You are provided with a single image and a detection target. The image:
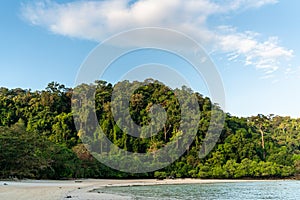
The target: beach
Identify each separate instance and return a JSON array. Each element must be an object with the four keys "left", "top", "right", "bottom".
[{"left": 0, "top": 179, "right": 278, "bottom": 200}]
